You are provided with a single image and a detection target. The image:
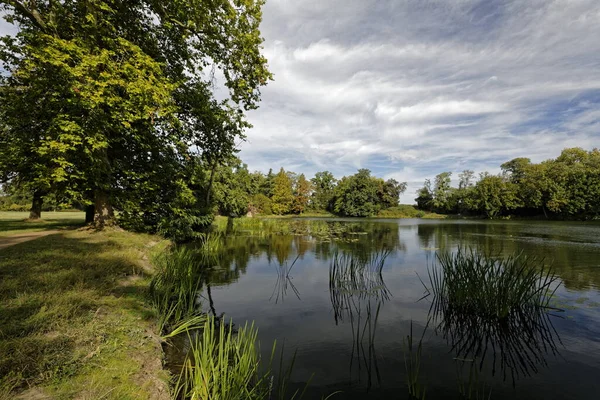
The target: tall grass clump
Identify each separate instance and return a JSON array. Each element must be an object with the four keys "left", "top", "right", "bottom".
[
  {"left": 150, "top": 247, "right": 205, "bottom": 335},
  {"left": 426, "top": 248, "right": 560, "bottom": 320},
  {"left": 403, "top": 321, "right": 427, "bottom": 400},
  {"left": 424, "top": 248, "right": 563, "bottom": 382},
  {"left": 328, "top": 249, "right": 390, "bottom": 389},
  {"left": 174, "top": 316, "right": 313, "bottom": 400}
]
